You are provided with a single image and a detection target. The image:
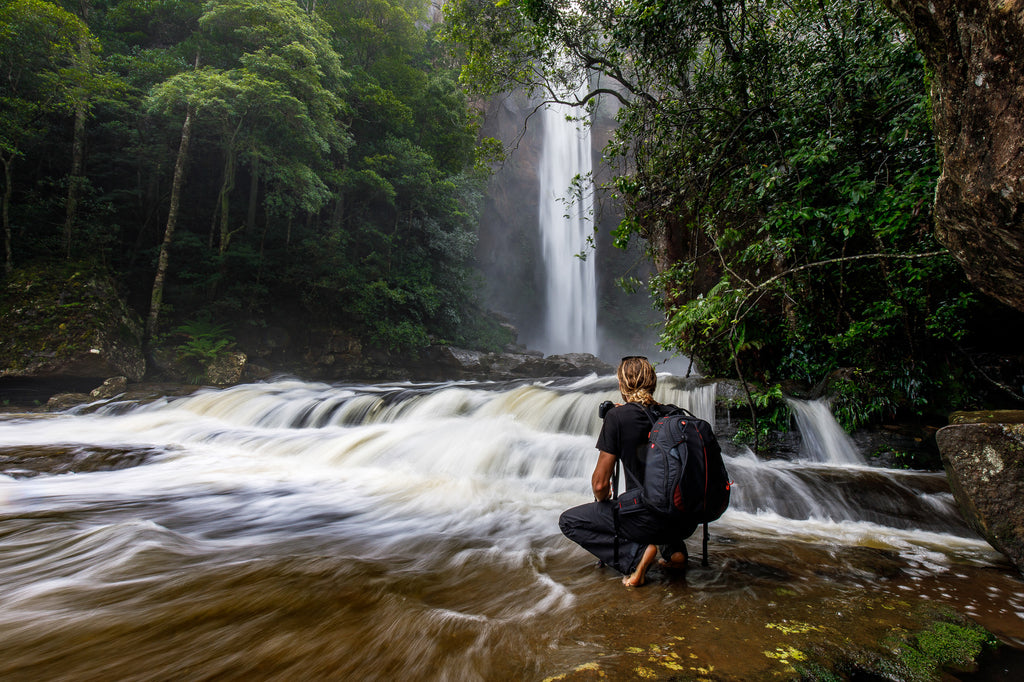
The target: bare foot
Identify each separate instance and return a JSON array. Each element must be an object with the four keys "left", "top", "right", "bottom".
[
  {"left": 623, "top": 544, "right": 658, "bottom": 587},
  {"left": 658, "top": 551, "right": 688, "bottom": 569}
]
